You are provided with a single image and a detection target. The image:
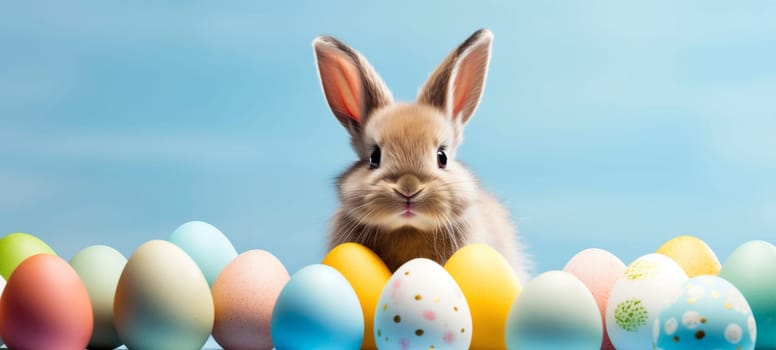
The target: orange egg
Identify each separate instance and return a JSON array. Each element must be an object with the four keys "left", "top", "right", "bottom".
[{"left": 0, "top": 254, "right": 93, "bottom": 350}]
